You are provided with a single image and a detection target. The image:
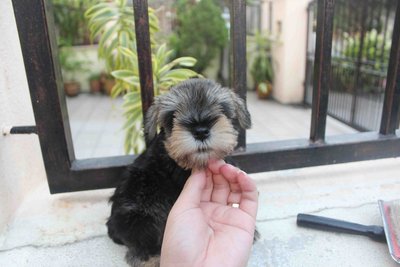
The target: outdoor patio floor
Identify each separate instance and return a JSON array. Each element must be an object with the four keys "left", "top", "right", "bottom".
[{"left": 1, "top": 92, "right": 399, "bottom": 266}]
